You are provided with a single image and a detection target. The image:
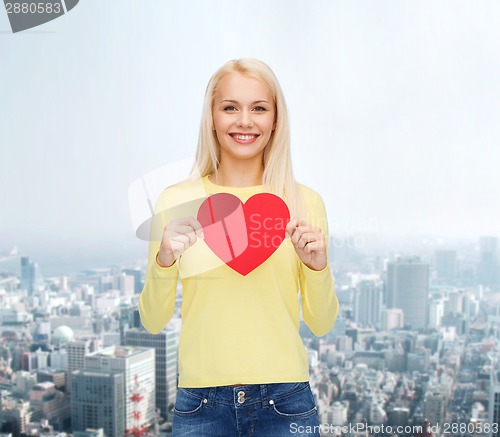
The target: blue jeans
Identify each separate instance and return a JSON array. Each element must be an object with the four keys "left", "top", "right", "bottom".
[{"left": 172, "top": 381, "right": 320, "bottom": 437}]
